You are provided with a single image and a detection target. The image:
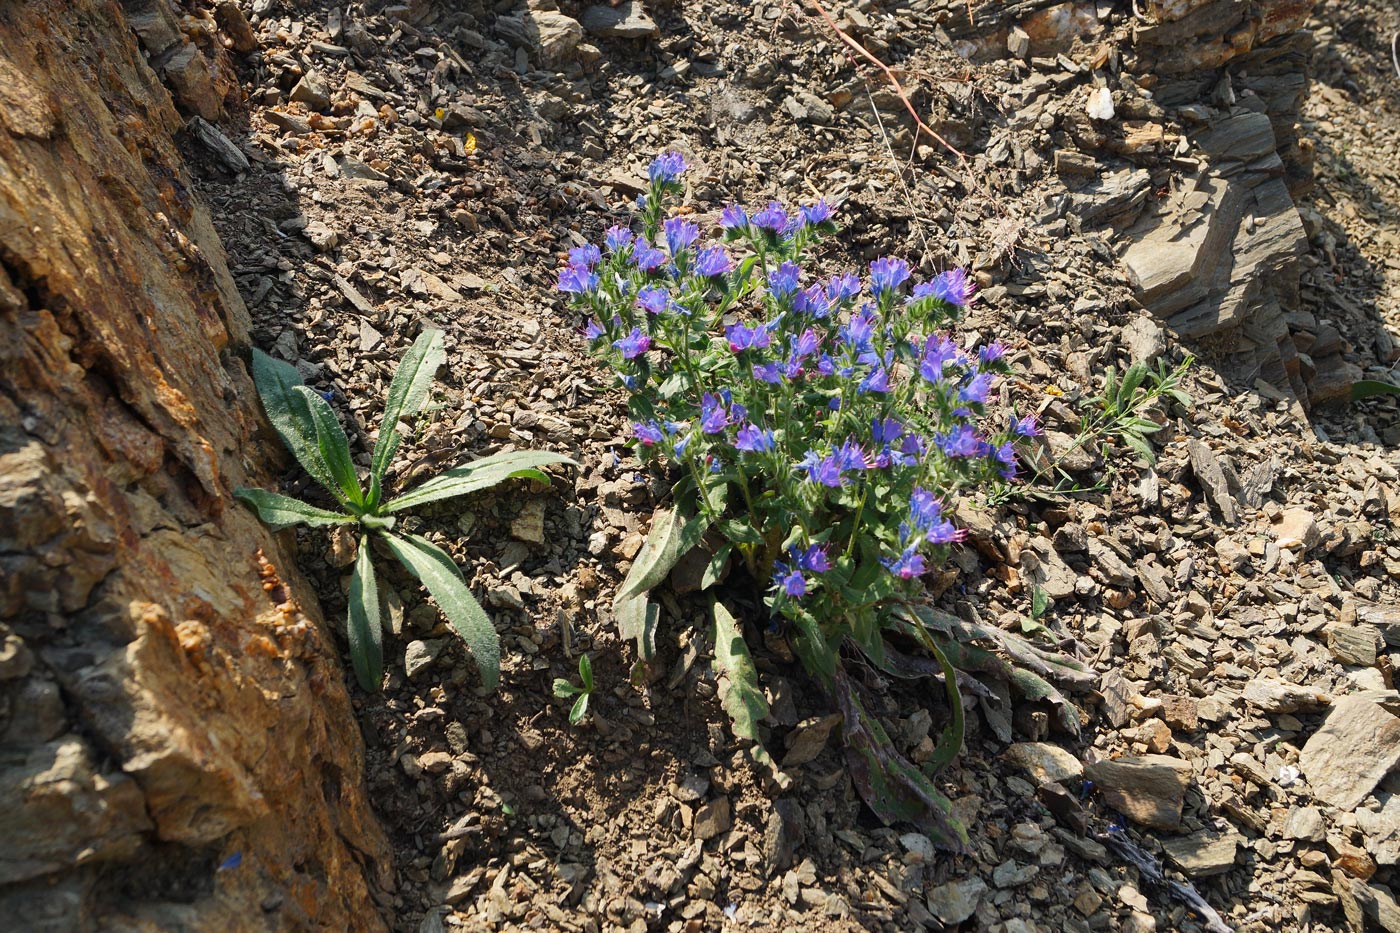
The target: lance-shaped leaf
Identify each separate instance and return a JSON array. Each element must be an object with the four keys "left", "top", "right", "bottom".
[
  {"left": 249, "top": 349, "right": 339, "bottom": 494},
  {"left": 292, "top": 386, "right": 363, "bottom": 508},
  {"left": 833, "top": 670, "right": 970, "bottom": 853},
  {"left": 232, "top": 488, "right": 353, "bottom": 531},
  {"left": 371, "top": 329, "right": 446, "bottom": 489},
  {"left": 712, "top": 602, "right": 790, "bottom": 788},
  {"left": 347, "top": 534, "right": 382, "bottom": 691},
  {"left": 615, "top": 591, "right": 660, "bottom": 662},
  {"left": 385, "top": 449, "right": 578, "bottom": 513},
  {"left": 1353, "top": 379, "right": 1400, "bottom": 400},
  {"left": 614, "top": 507, "right": 710, "bottom": 603},
  {"left": 381, "top": 532, "right": 500, "bottom": 690}
]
